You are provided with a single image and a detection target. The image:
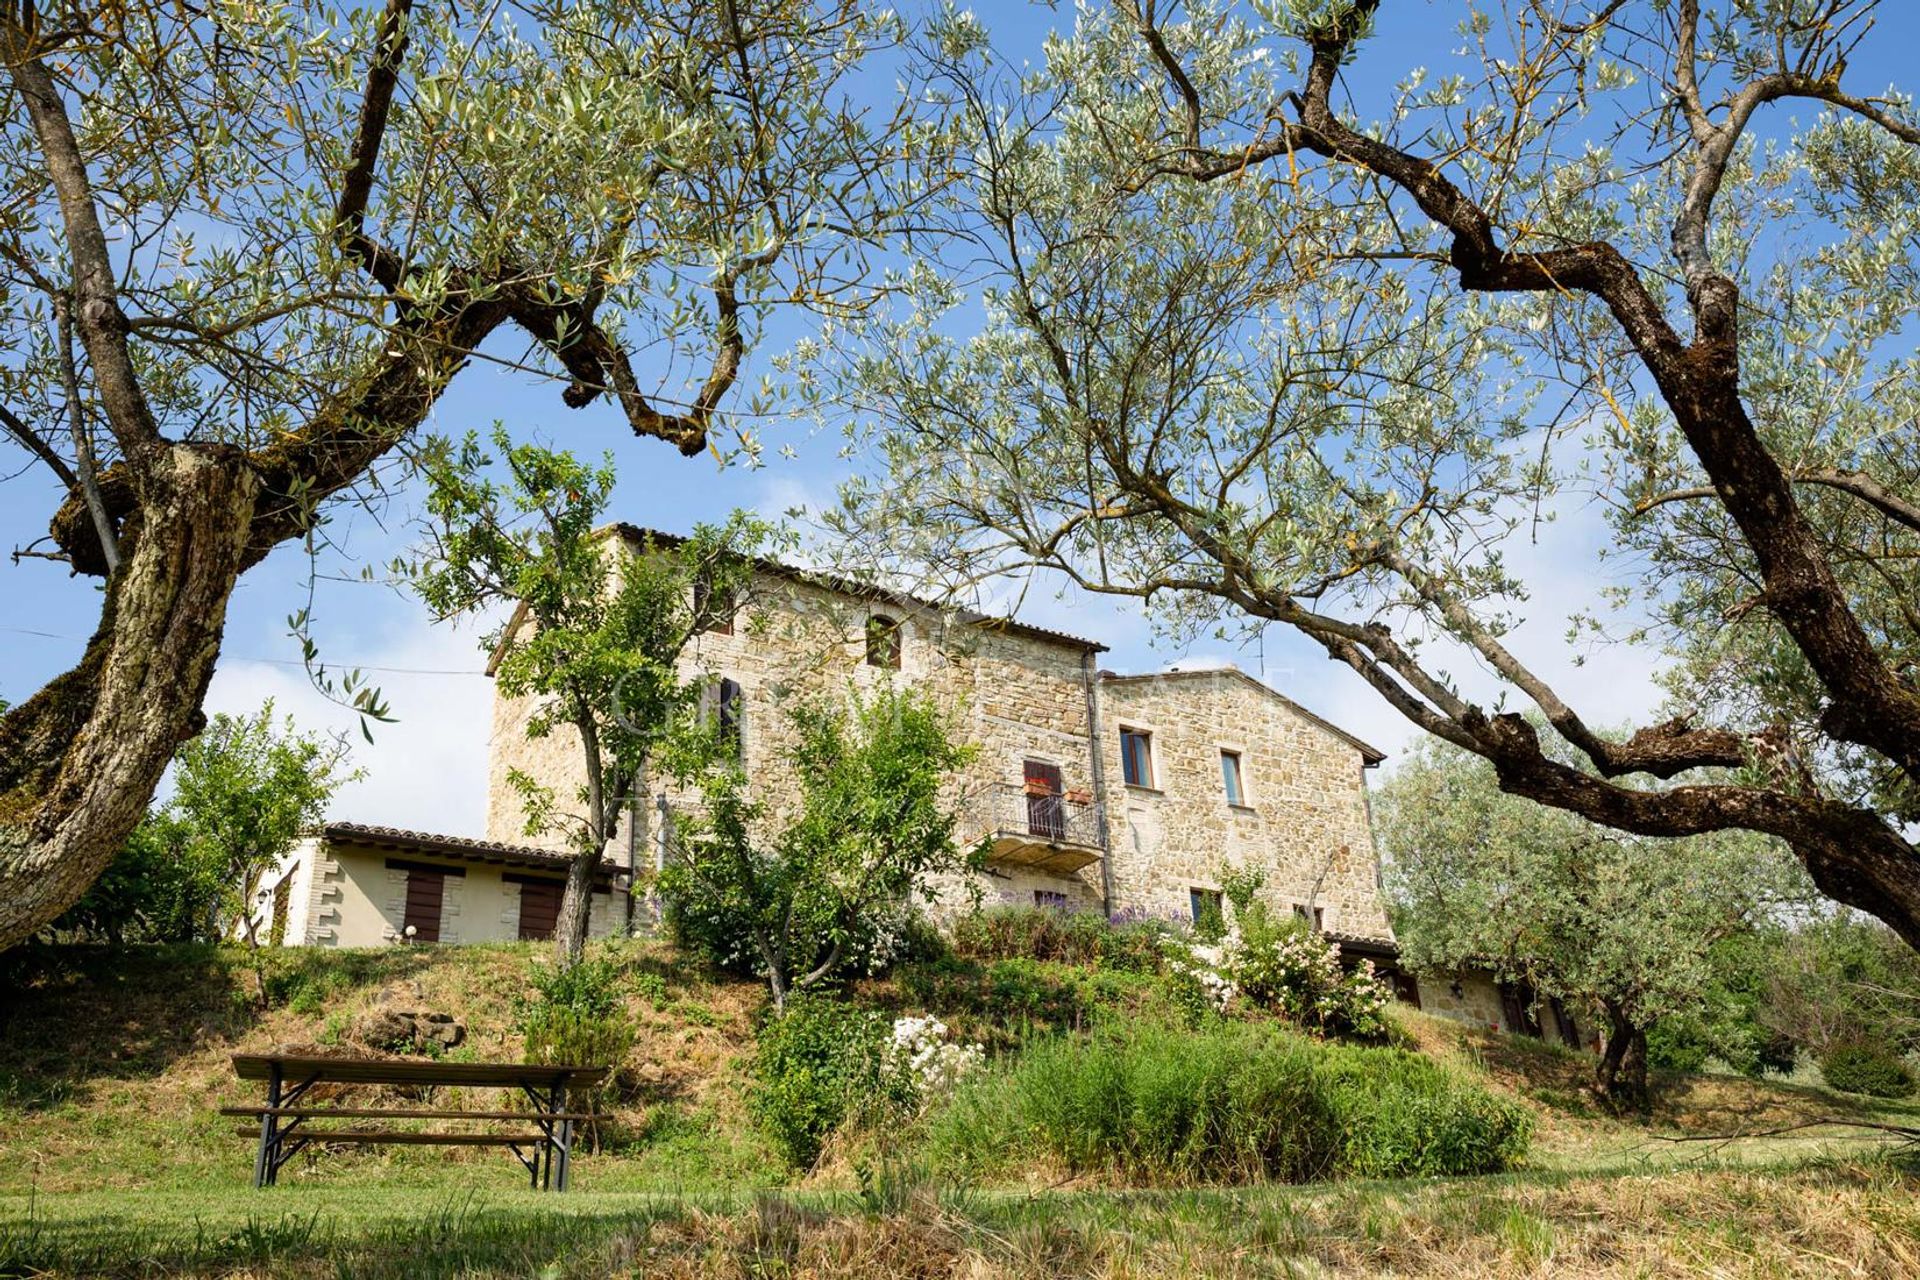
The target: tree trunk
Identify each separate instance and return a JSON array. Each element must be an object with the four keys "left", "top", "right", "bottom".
[
  {"left": 0, "top": 447, "right": 258, "bottom": 950},
  {"left": 1594, "top": 1003, "right": 1651, "bottom": 1111},
  {"left": 552, "top": 846, "right": 604, "bottom": 968}
]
